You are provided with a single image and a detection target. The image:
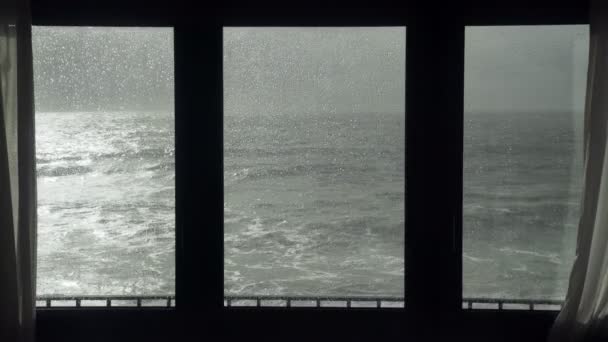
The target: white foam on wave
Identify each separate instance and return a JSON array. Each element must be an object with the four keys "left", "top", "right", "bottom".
[
  {"left": 498, "top": 247, "right": 562, "bottom": 264},
  {"left": 239, "top": 218, "right": 266, "bottom": 238},
  {"left": 463, "top": 253, "right": 494, "bottom": 263},
  {"left": 224, "top": 217, "right": 241, "bottom": 224},
  {"left": 463, "top": 203, "right": 513, "bottom": 214}
]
